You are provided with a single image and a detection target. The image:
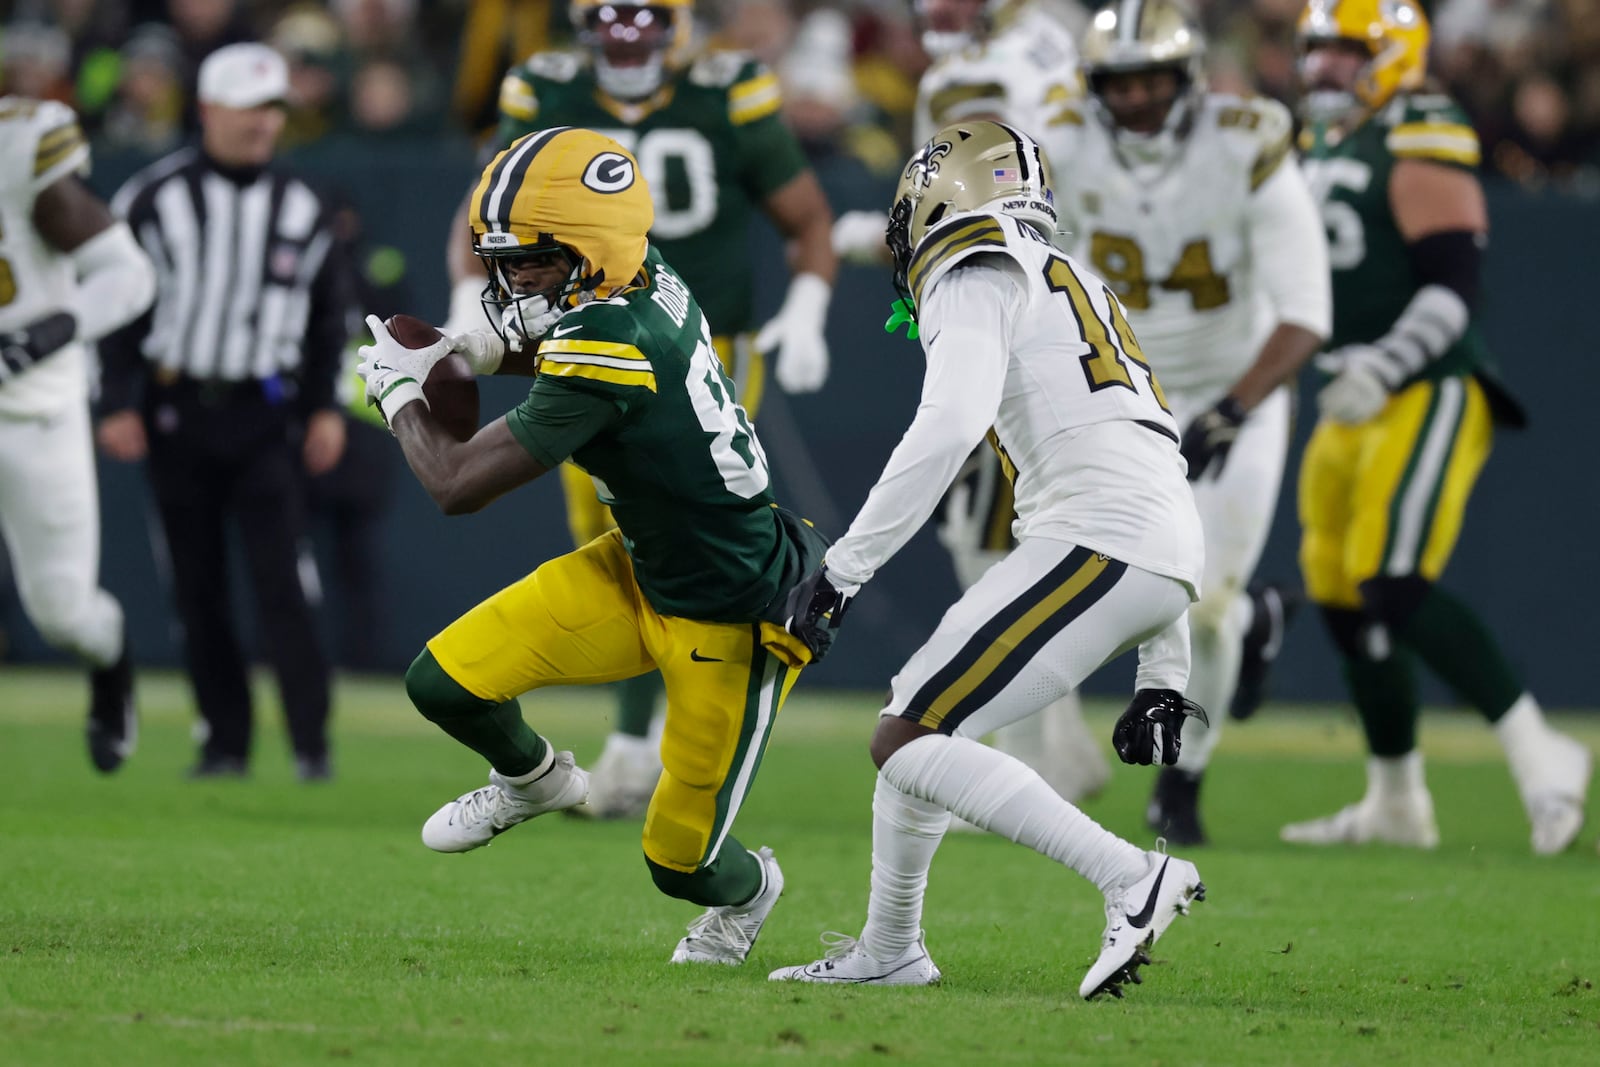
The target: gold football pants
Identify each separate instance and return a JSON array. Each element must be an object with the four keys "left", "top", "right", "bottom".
[
  {"left": 561, "top": 333, "right": 763, "bottom": 546},
  {"left": 425, "top": 529, "right": 800, "bottom": 873},
  {"left": 1299, "top": 375, "right": 1493, "bottom": 609}
]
